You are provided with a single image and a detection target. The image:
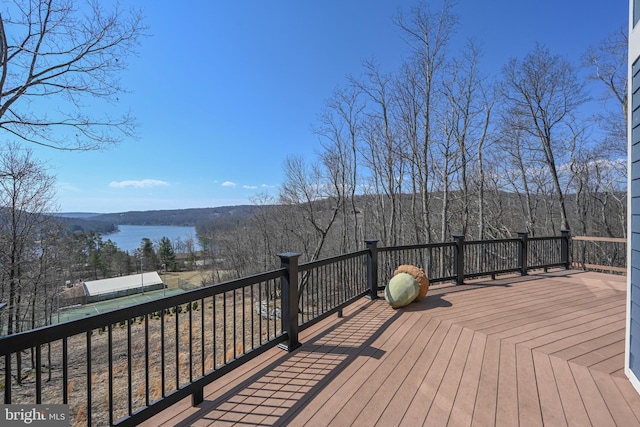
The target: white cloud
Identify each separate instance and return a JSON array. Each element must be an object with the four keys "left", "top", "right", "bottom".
[
  {"left": 58, "top": 182, "right": 81, "bottom": 192},
  {"left": 222, "top": 181, "right": 237, "bottom": 188},
  {"left": 109, "top": 179, "right": 169, "bottom": 189},
  {"left": 243, "top": 185, "right": 258, "bottom": 189}
]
